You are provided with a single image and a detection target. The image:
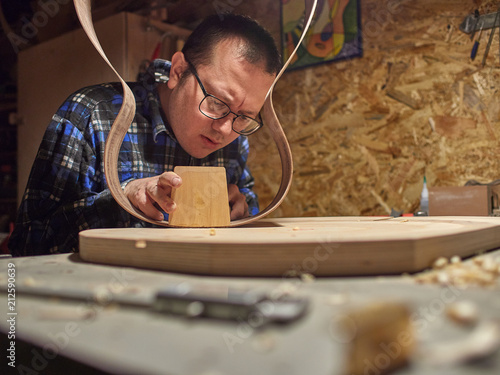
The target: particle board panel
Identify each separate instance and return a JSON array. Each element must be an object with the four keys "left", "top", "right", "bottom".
[
  {"left": 249, "top": 0, "right": 500, "bottom": 220},
  {"left": 79, "top": 216, "right": 500, "bottom": 276}
]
